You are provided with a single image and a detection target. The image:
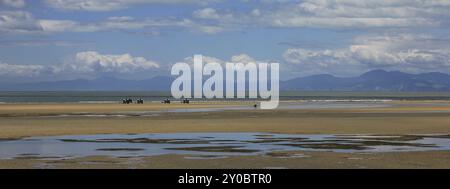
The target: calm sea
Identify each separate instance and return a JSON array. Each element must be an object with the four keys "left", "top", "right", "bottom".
[{"left": 1, "top": 91, "right": 450, "bottom": 103}]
